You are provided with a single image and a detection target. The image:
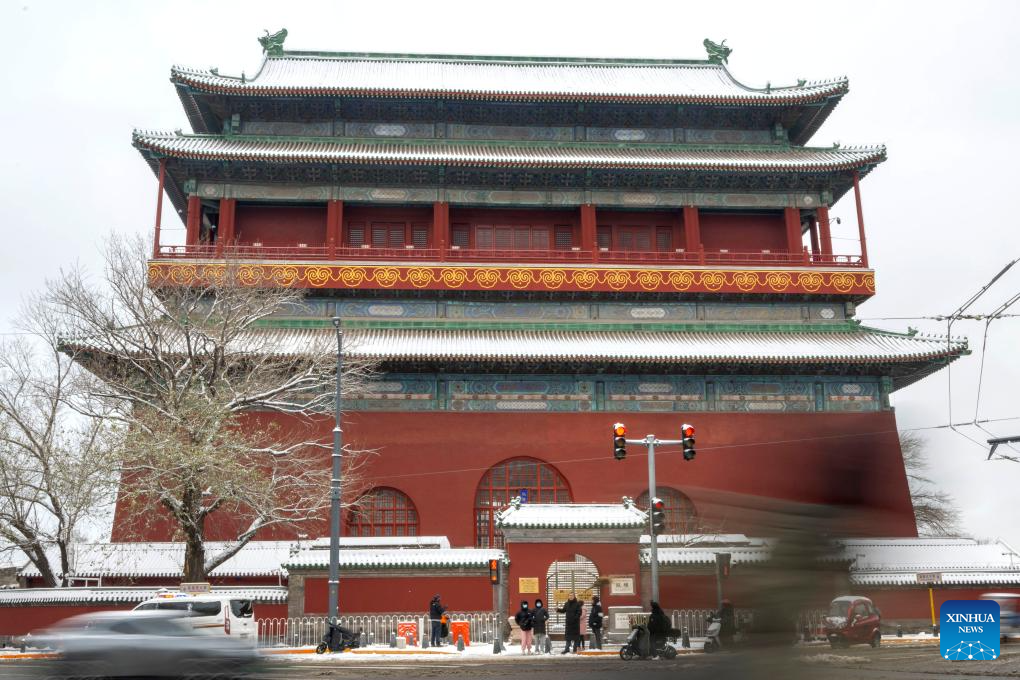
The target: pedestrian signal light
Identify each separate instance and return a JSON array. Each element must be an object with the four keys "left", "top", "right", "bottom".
[
  {"left": 489, "top": 559, "right": 500, "bottom": 584},
  {"left": 651, "top": 497, "right": 667, "bottom": 534},
  {"left": 613, "top": 423, "right": 627, "bottom": 460},
  {"left": 681, "top": 423, "right": 696, "bottom": 461},
  {"left": 716, "top": 552, "right": 731, "bottom": 579}
]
